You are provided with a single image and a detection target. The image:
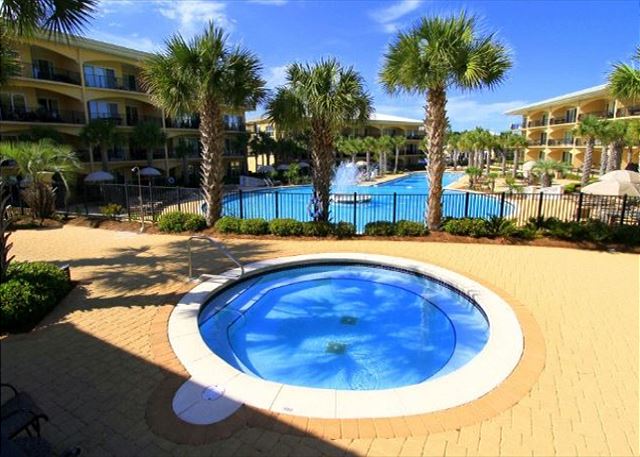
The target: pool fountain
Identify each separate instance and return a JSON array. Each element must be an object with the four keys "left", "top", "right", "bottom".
[{"left": 331, "top": 162, "right": 372, "bottom": 203}]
